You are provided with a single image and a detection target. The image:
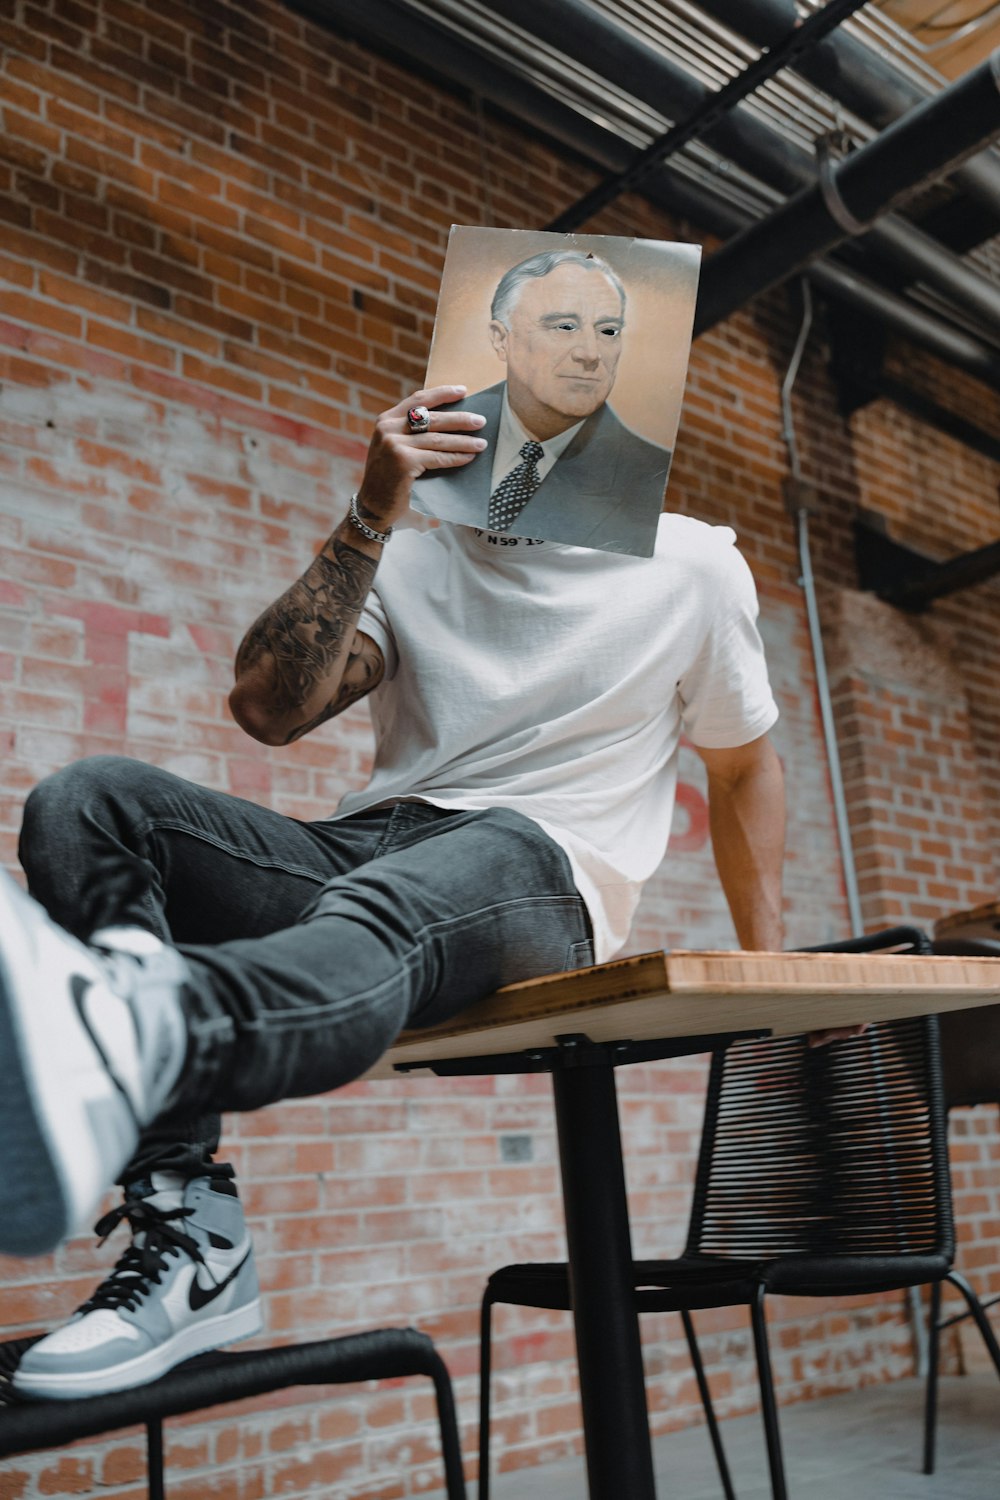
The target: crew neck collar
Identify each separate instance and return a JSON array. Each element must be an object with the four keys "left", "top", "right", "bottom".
[{"left": 460, "top": 525, "right": 575, "bottom": 557}]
